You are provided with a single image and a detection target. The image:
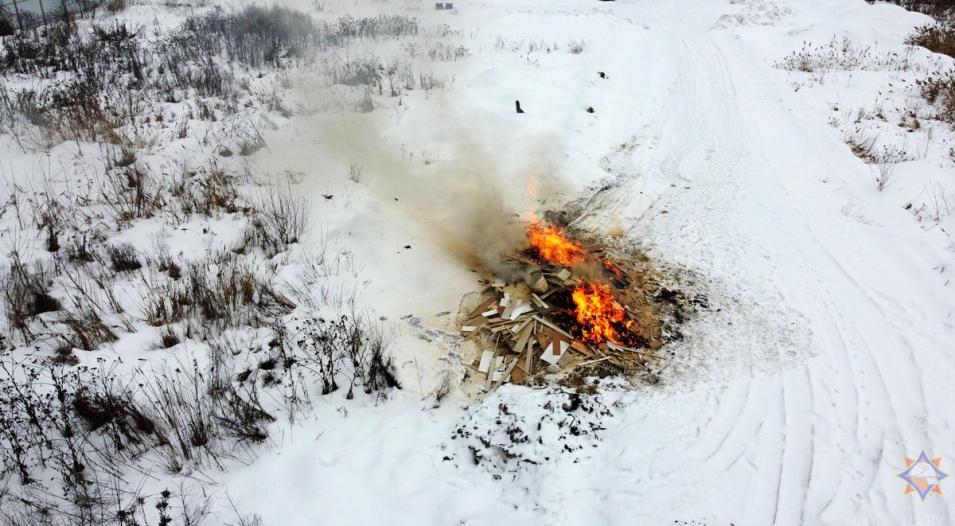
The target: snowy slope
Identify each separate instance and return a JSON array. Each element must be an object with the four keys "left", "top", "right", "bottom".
[{"left": 2, "top": 0, "right": 954, "bottom": 524}]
